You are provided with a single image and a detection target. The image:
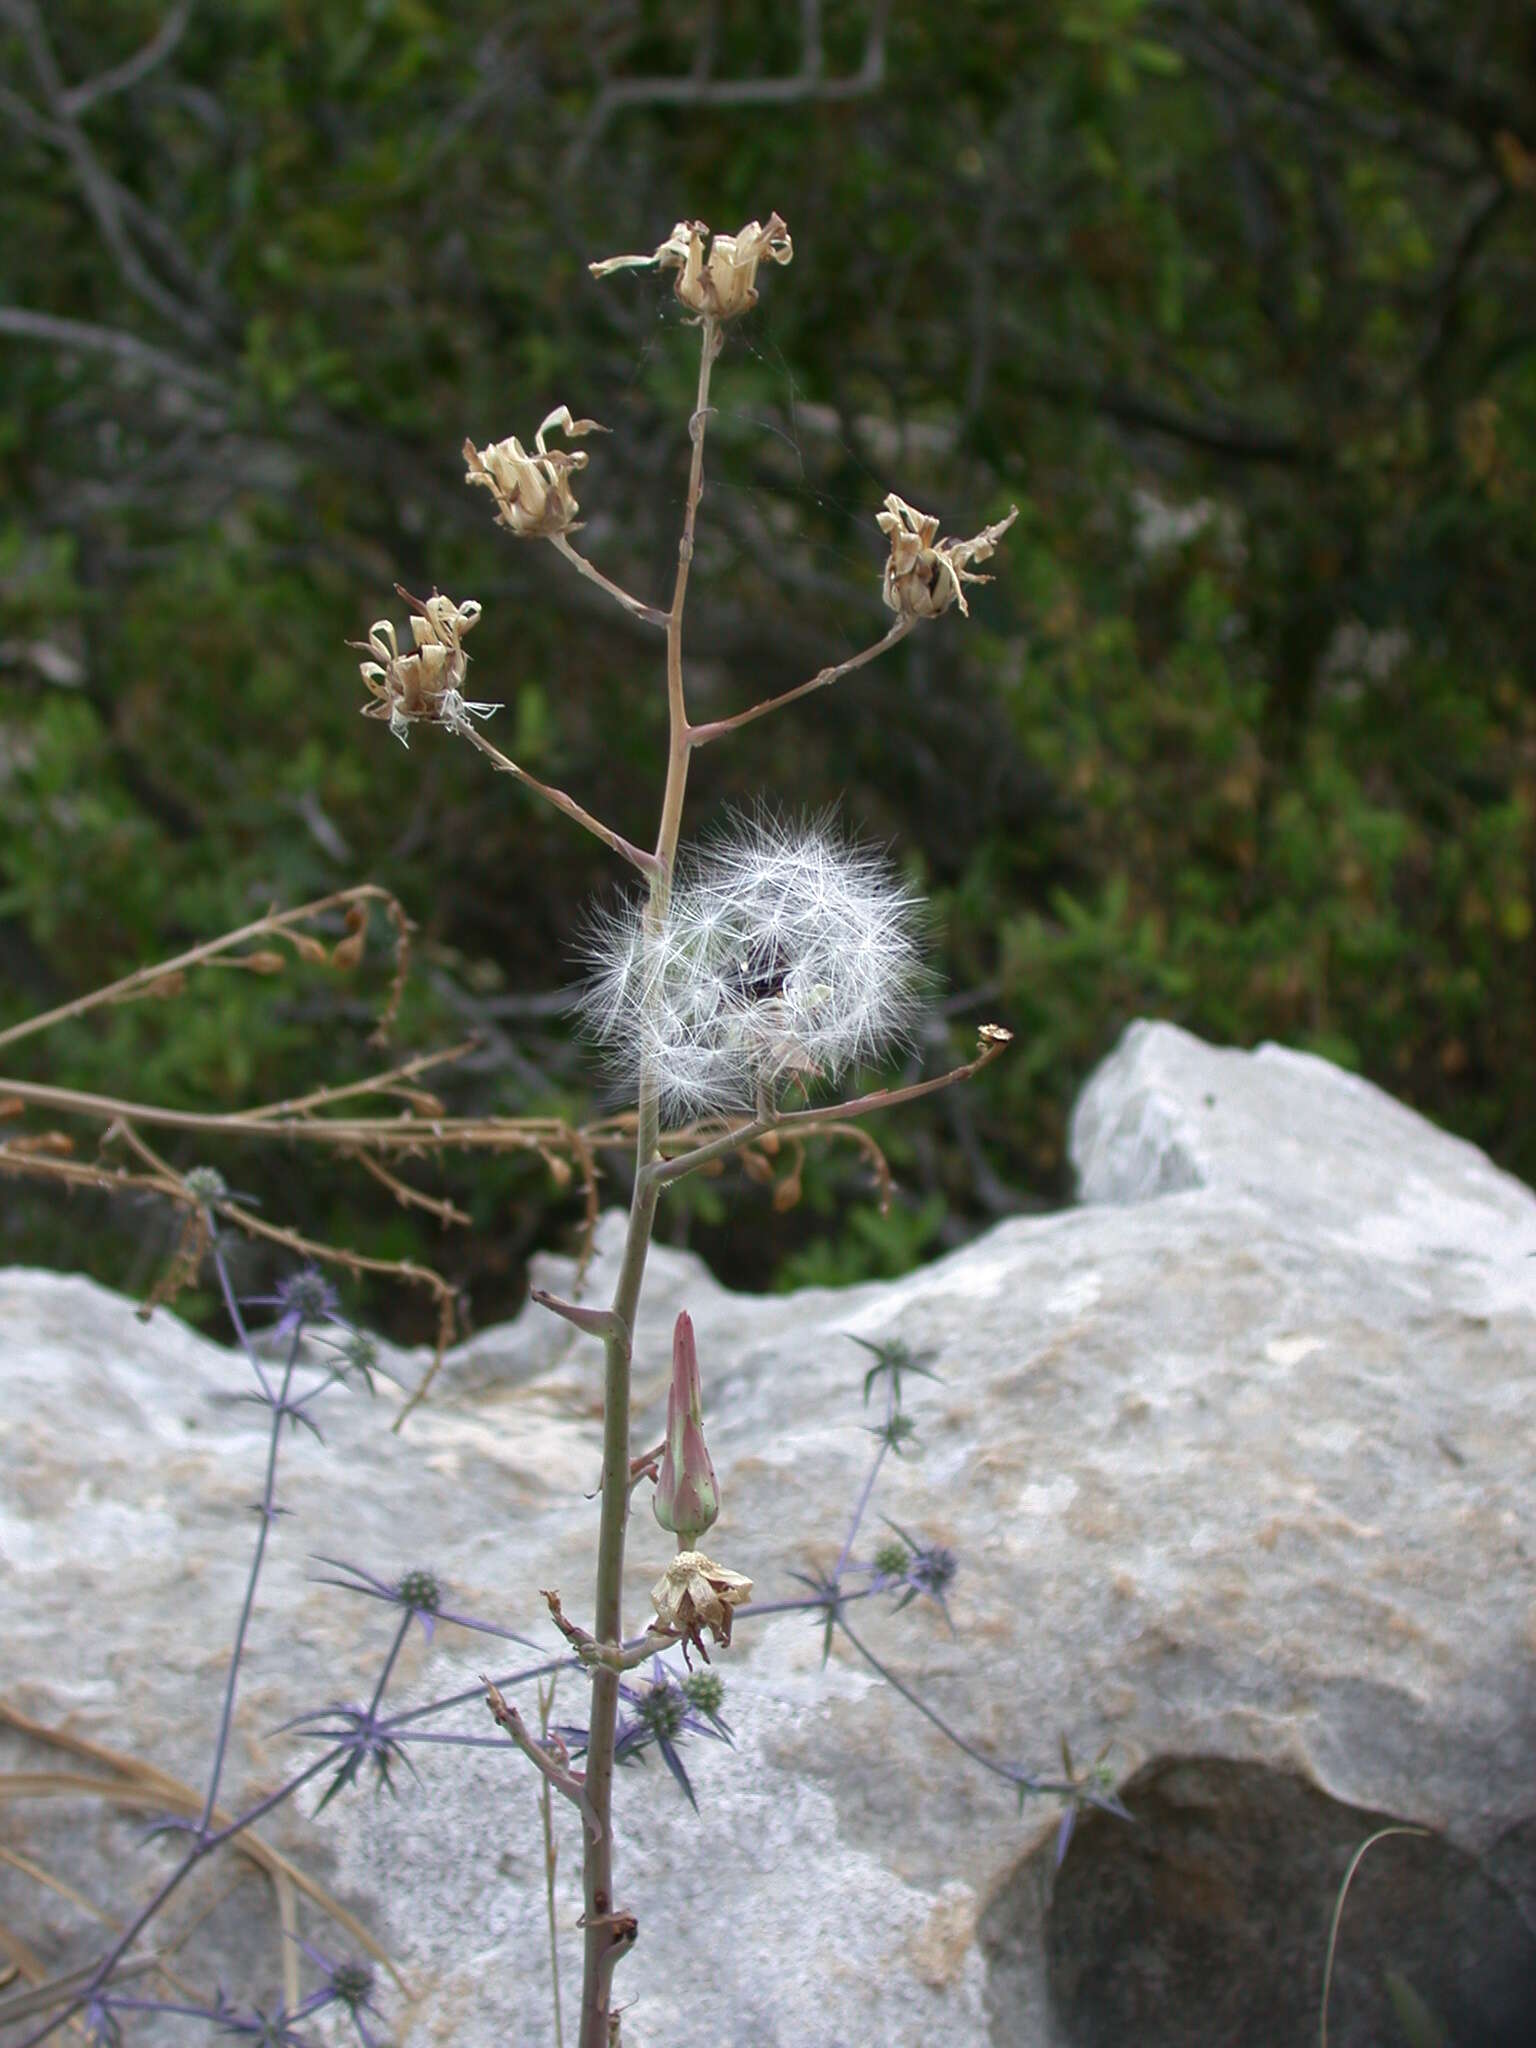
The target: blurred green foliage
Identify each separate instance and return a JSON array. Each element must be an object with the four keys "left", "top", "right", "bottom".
[{"left": 2, "top": 0, "right": 1532, "bottom": 1334}]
